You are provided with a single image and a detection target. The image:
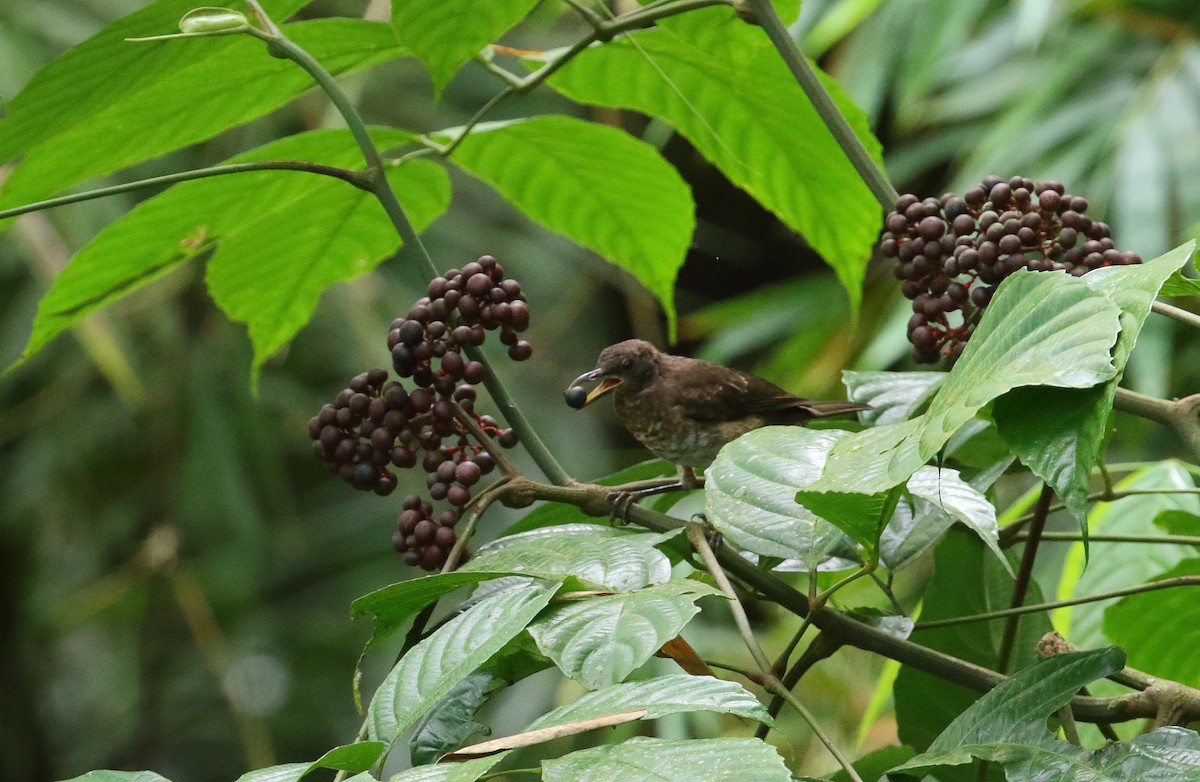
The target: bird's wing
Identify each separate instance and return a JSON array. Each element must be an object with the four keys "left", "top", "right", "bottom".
[{"left": 669, "top": 360, "right": 804, "bottom": 421}]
